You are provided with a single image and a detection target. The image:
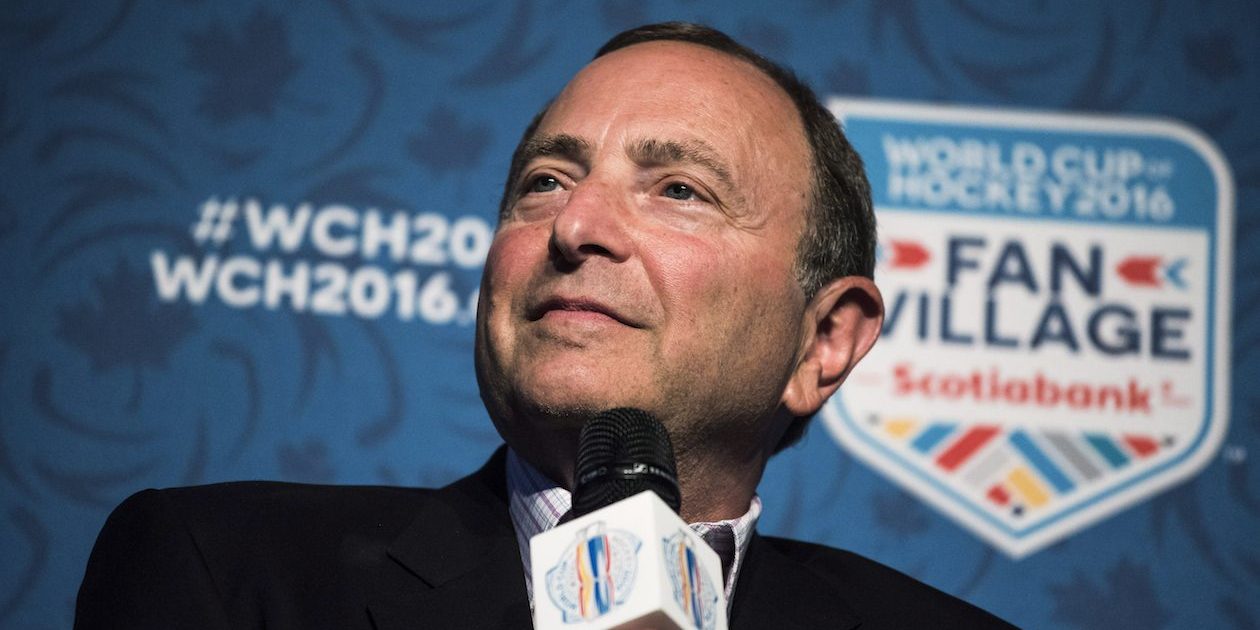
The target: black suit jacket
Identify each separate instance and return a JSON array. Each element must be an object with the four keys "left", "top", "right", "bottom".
[{"left": 76, "top": 449, "right": 1014, "bottom": 629}]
